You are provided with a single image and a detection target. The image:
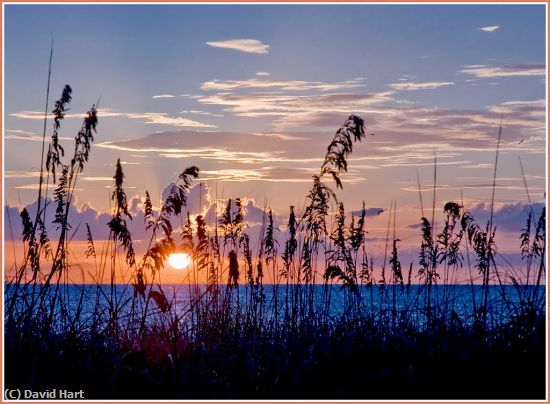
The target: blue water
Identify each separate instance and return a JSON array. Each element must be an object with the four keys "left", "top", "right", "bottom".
[{"left": 5, "top": 283, "right": 545, "bottom": 332}]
